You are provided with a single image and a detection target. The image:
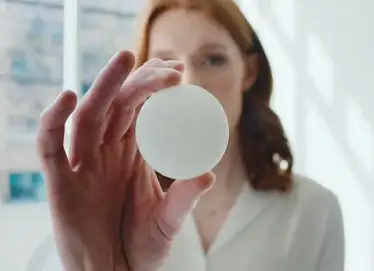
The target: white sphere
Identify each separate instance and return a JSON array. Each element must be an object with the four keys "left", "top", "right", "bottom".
[{"left": 135, "top": 84, "right": 229, "bottom": 180}]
